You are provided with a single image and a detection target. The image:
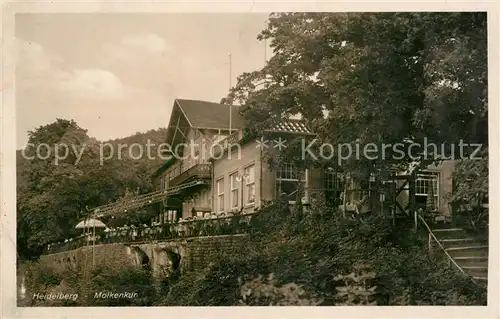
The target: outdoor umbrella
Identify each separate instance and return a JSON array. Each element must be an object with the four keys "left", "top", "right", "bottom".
[
  {"left": 75, "top": 218, "right": 106, "bottom": 269},
  {"left": 75, "top": 218, "right": 107, "bottom": 229},
  {"left": 75, "top": 218, "right": 107, "bottom": 242}
]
